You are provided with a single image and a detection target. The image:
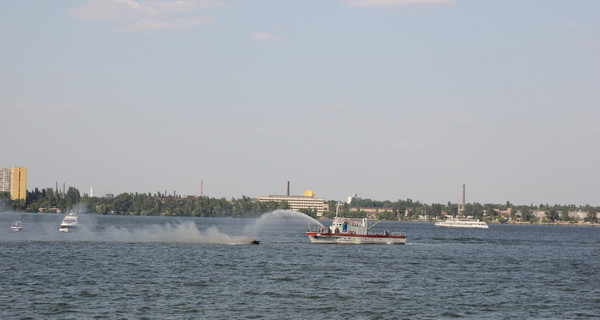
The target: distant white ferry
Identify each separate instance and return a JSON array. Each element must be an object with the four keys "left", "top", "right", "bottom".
[{"left": 435, "top": 216, "right": 489, "bottom": 229}]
